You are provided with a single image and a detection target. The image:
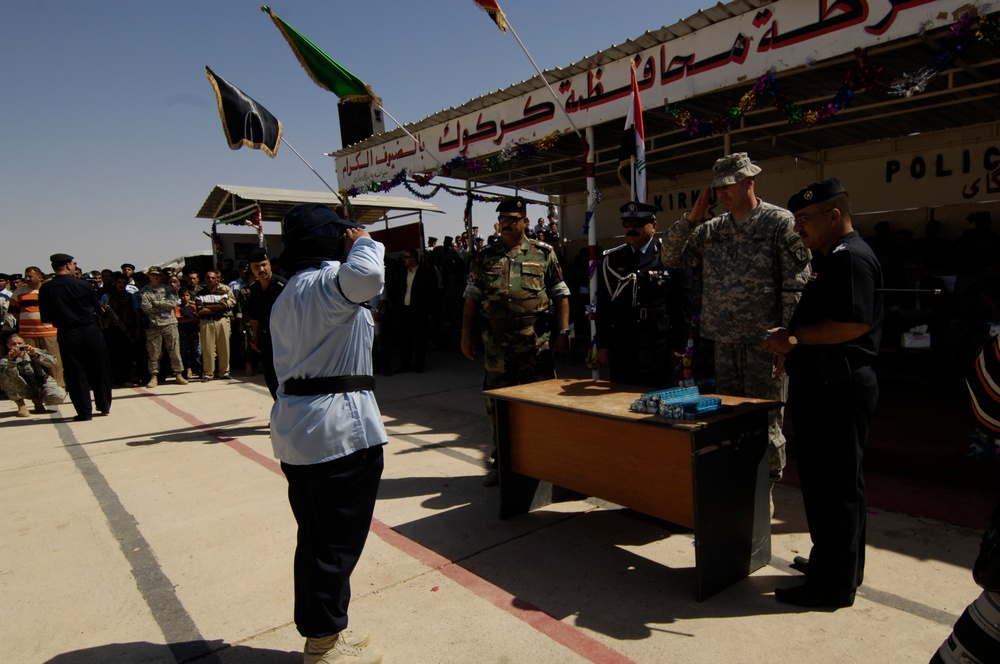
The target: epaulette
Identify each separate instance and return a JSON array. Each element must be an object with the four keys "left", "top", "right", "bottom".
[{"left": 529, "top": 238, "right": 554, "bottom": 252}]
